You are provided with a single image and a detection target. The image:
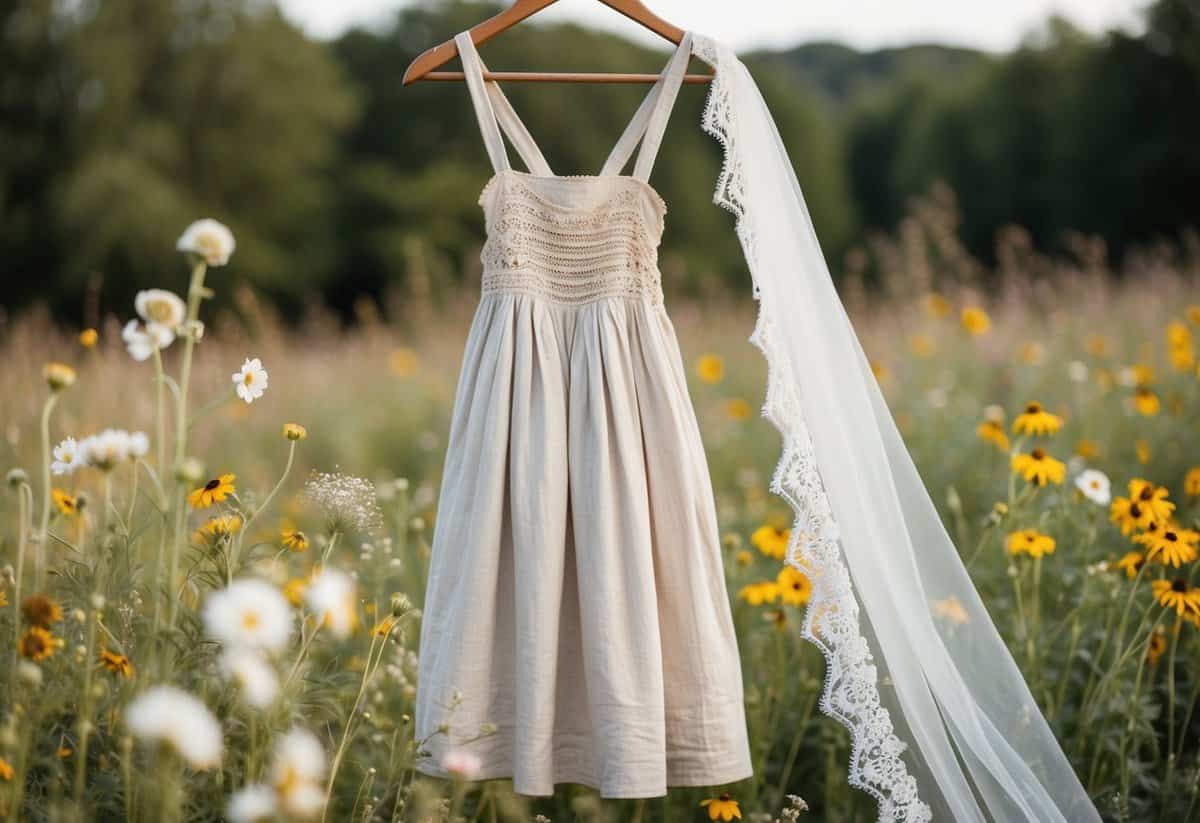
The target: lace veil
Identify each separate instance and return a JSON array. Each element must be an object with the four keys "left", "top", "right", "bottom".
[{"left": 689, "top": 33, "right": 1101, "bottom": 822}]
